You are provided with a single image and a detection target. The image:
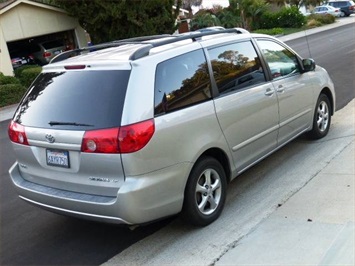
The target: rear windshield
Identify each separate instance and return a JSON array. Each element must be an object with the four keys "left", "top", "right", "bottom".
[
  {"left": 42, "top": 40, "right": 64, "bottom": 49},
  {"left": 13, "top": 70, "right": 130, "bottom": 130}
]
